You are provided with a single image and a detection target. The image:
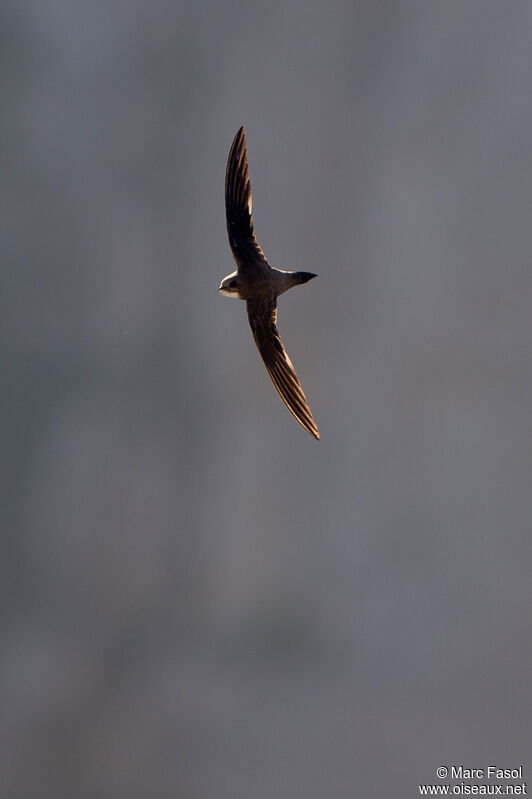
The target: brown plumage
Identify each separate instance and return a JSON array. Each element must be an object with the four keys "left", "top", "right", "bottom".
[{"left": 219, "top": 127, "right": 320, "bottom": 440}]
